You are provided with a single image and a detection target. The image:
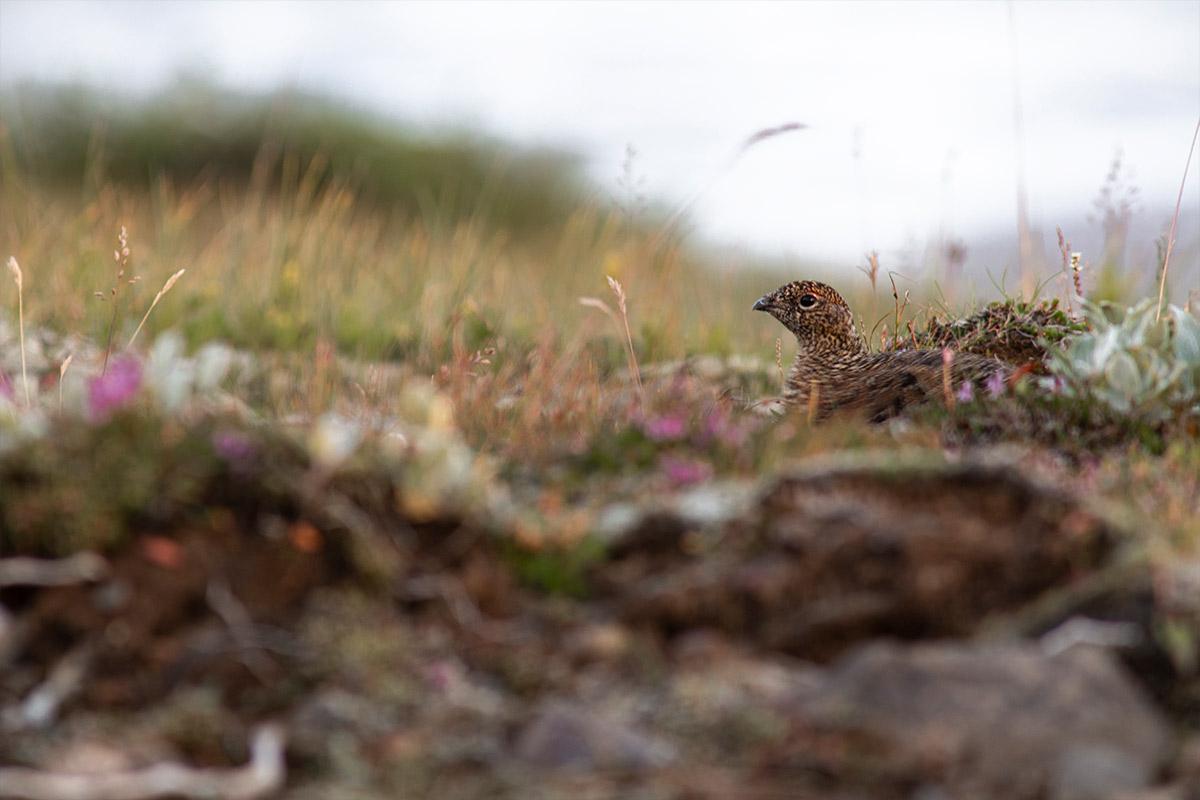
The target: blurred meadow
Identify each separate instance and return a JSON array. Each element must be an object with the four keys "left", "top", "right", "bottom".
[
  {"left": 3, "top": 87, "right": 804, "bottom": 354},
  {"left": 1, "top": 85, "right": 830, "bottom": 458},
  {"left": 1, "top": 76, "right": 1200, "bottom": 800},
  {"left": 1, "top": 80, "right": 1198, "bottom": 481}
]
